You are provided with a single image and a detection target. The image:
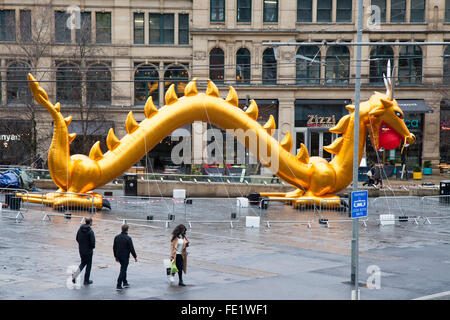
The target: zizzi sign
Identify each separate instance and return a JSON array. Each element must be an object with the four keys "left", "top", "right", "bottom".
[{"left": 307, "top": 115, "right": 336, "bottom": 128}]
